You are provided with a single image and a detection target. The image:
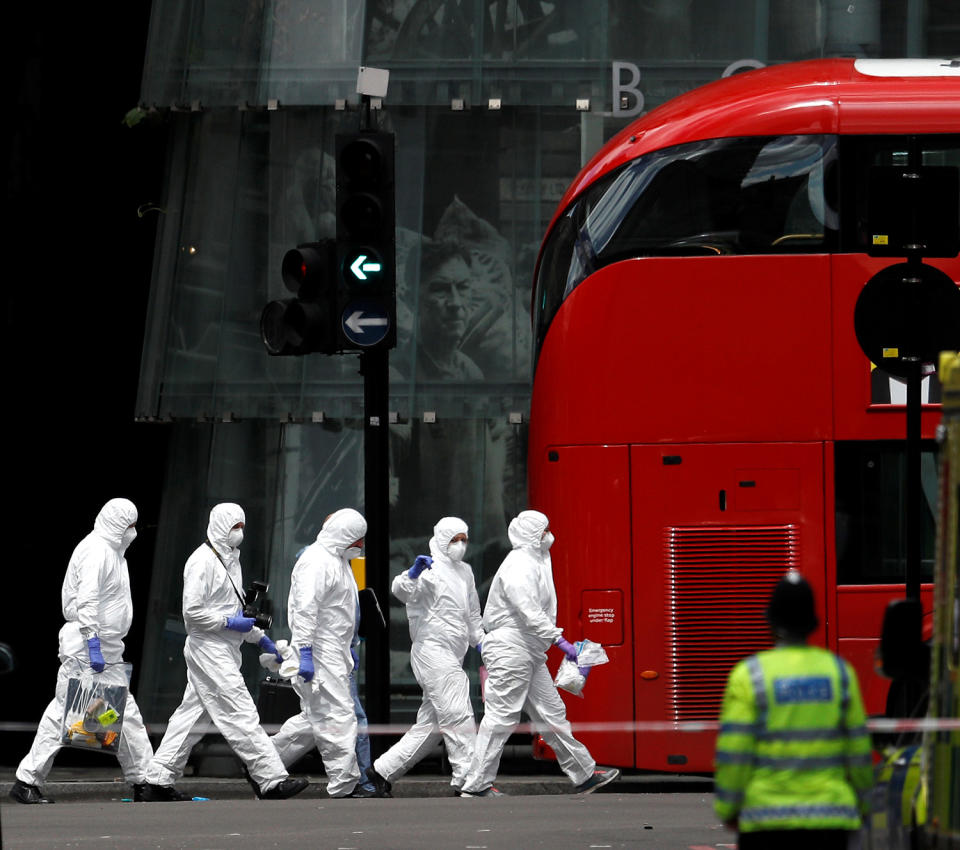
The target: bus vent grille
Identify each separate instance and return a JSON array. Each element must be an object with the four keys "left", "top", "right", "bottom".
[{"left": 664, "top": 524, "right": 800, "bottom": 721}]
